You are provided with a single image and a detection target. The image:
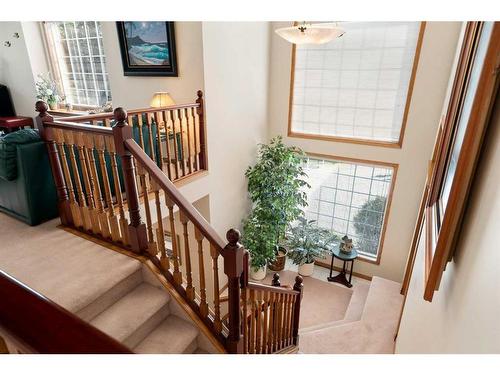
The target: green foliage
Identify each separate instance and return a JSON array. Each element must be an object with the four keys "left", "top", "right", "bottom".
[
  {"left": 353, "top": 196, "right": 387, "bottom": 256},
  {"left": 285, "top": 217, "right": 339, "bottom": 265},
  {"left": 35, "top": 74, "right": 59, "bottom": 104},
  {"left": 242, "top": 136, "right": 310, "bottom": 269}
]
